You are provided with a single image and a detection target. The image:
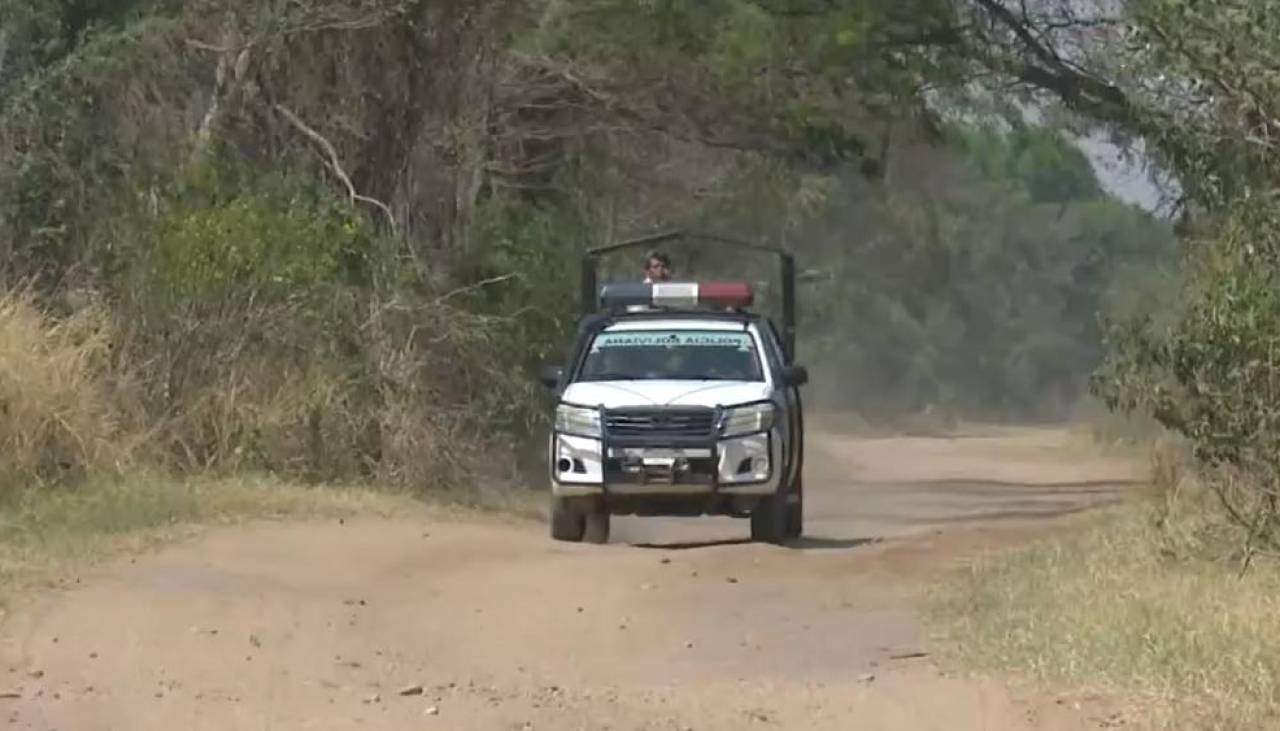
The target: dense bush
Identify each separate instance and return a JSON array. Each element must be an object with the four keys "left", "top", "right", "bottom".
[
  {"left": 4, "top": 162, "right": 549, "bottom": 491},
  {"left": 1078, "top": 0, "right": 1280, "bottom": 549},
  {"left": 1096, "top": 192, "right": 1280, "bottom": 553}
]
